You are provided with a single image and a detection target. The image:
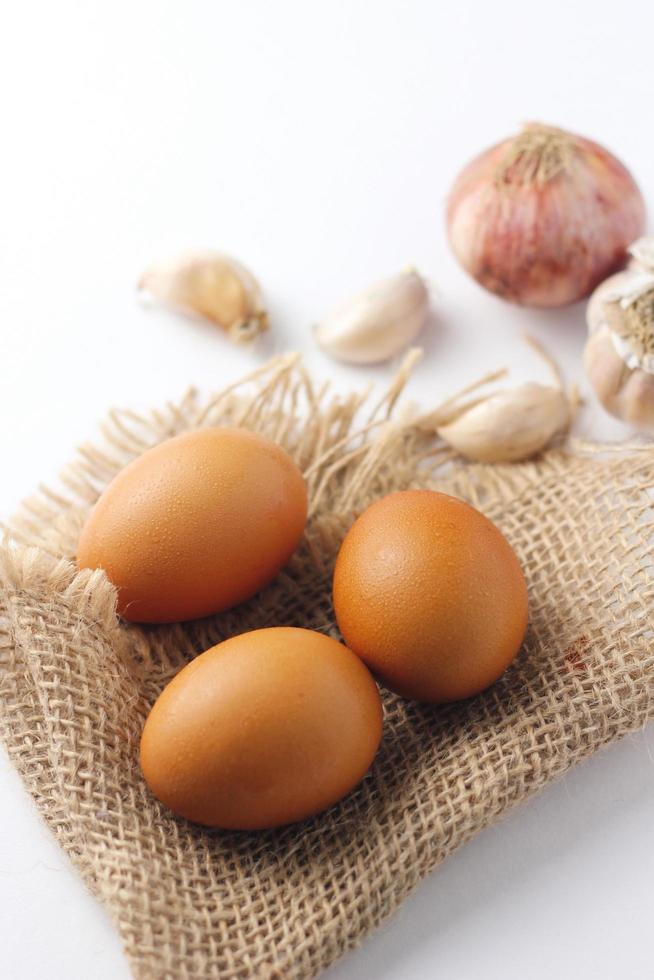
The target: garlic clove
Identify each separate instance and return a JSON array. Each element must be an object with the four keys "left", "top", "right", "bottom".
[
  {"left": 621, "top": 369, "right": 654, "bottom": 431},
  {"left": 139, "top": 250, "right": 268, "bottom": 342},
  {"left": 314, "top": 270, "right": 430, "bottom": 365},
  {"left": 583, "top": 326, "right": 629, "bottom": 411},
  {"left": 436, "top": 383, "right": 570, "bottom": 463}
]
